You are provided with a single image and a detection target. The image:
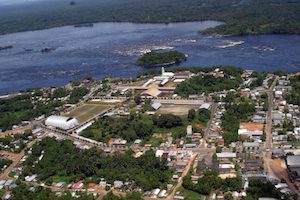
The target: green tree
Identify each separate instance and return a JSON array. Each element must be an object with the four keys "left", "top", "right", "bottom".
[
  {"left": 188, "top": 109, "right": 196, "bottom": 121},
  {"left": 134, "top": 94, "right": 141, "bottom": 105}
]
